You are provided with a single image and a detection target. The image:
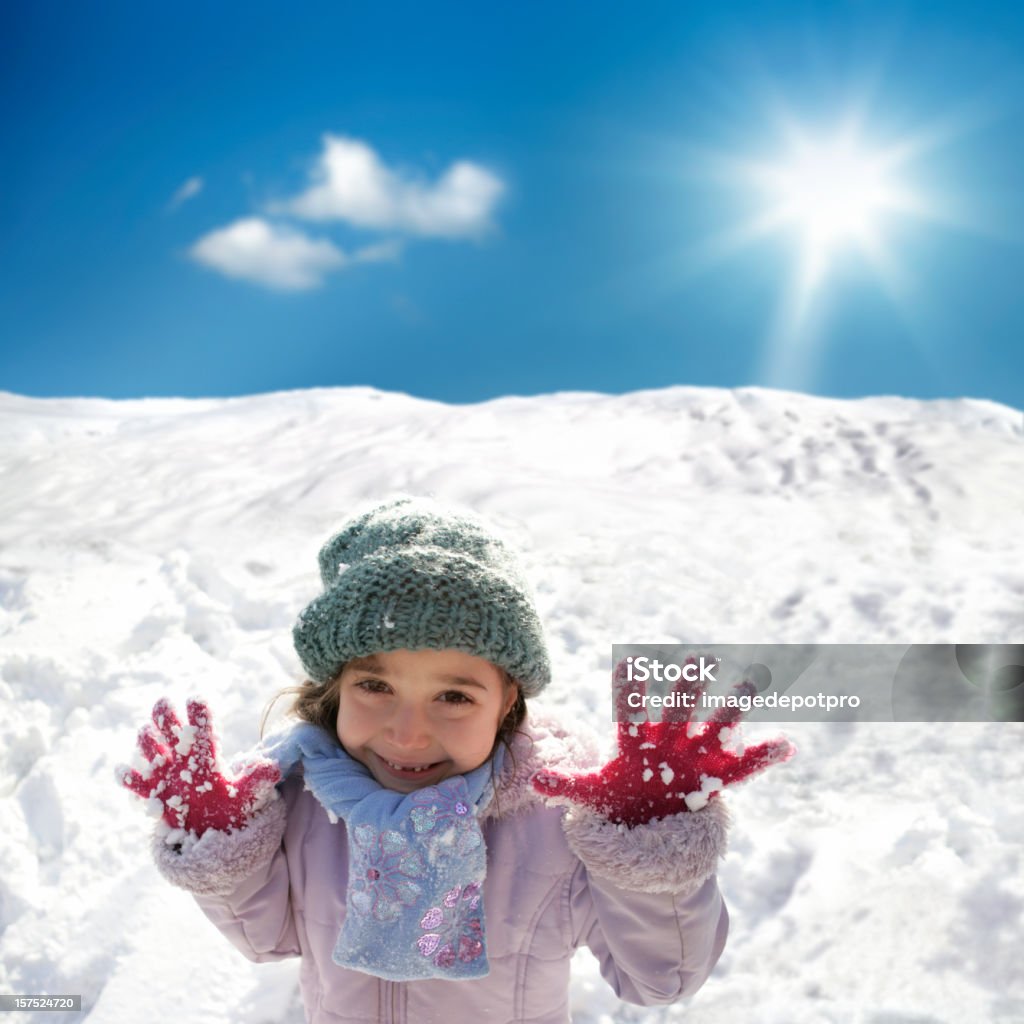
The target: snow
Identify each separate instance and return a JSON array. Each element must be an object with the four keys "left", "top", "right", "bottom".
[
  {"left": 1, "top": 384, "right": 1022, "bottom": 1022},
  {"left": 174, "top": 725, "right": 197, "bottom": 757},
  {"left": 684, "top": 775, "right": 724, "bottom": 812}
]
